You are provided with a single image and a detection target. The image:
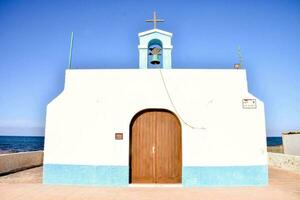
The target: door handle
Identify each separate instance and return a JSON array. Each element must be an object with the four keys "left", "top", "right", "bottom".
[{"left": 152, "top": 146, "right": 155, "bottom": 154}]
